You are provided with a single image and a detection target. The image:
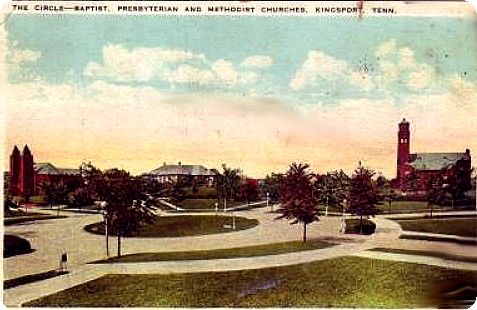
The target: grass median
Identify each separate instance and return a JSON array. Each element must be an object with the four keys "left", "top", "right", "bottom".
[
  {"left": 397, "top": 216, "right": 476, "bottom": 238},
  {"left": 25, "top": 256, "right": 477, "bottom": 308},
  {"left": 85, "top": 215, "right": 259, "bottom": 238},
  {"left": 92, "top": 239, "right": 335, "bottom": 263}
]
